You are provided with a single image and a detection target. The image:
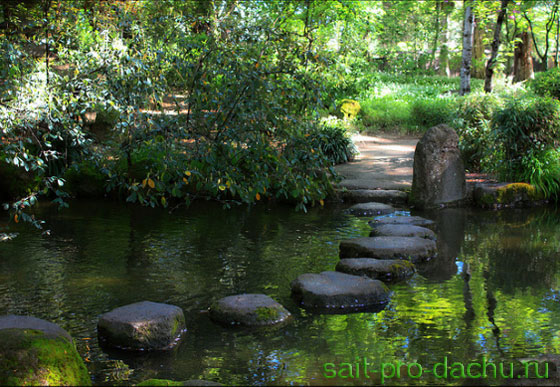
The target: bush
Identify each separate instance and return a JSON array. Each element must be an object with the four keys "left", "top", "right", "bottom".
[
  {"left": 311, "top": 118, "right": 357, "bottom": 165},
  {"left": 531, "top": 67, "right": 560, "bottom": 99},
  {"left": 492, "top": 96, "right": 560, "bottom": 173},
  {"left": 359, "top": 98, "right": 411, "bottom": 132},
  {"left": 453, "top": 93, "right": 504, "bottom": 172},
  {"left": 517, "top": 148, "right": 560, "bottom": 199}
]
